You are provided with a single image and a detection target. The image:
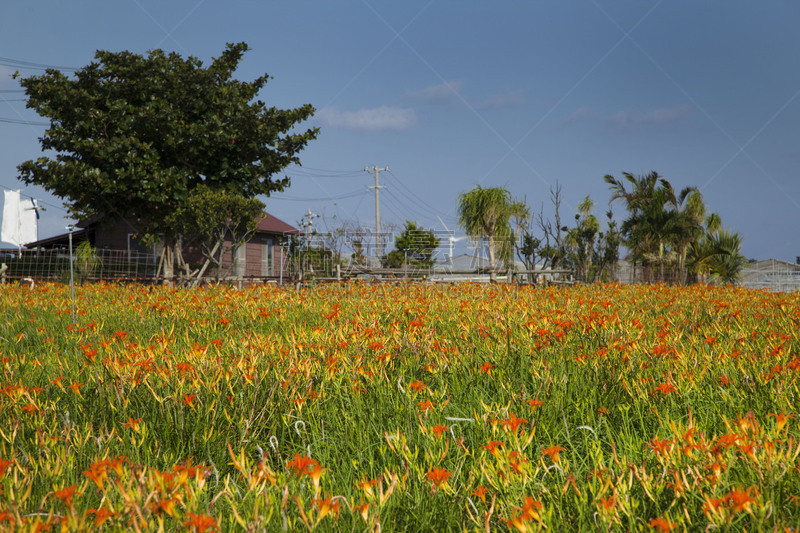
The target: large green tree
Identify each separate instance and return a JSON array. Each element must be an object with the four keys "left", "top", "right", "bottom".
[
  {"left": 457, "top": 186, "right": 524, "bottom": 282},
  {"left": 16, "top": 42, "right": 317, "bottom": 279}
]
